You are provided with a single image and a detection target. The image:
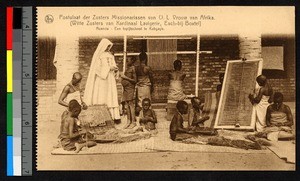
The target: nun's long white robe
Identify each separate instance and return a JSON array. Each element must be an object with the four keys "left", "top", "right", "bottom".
[{"left": 84, "top": 39, "right": 120, "bottom": 120}]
